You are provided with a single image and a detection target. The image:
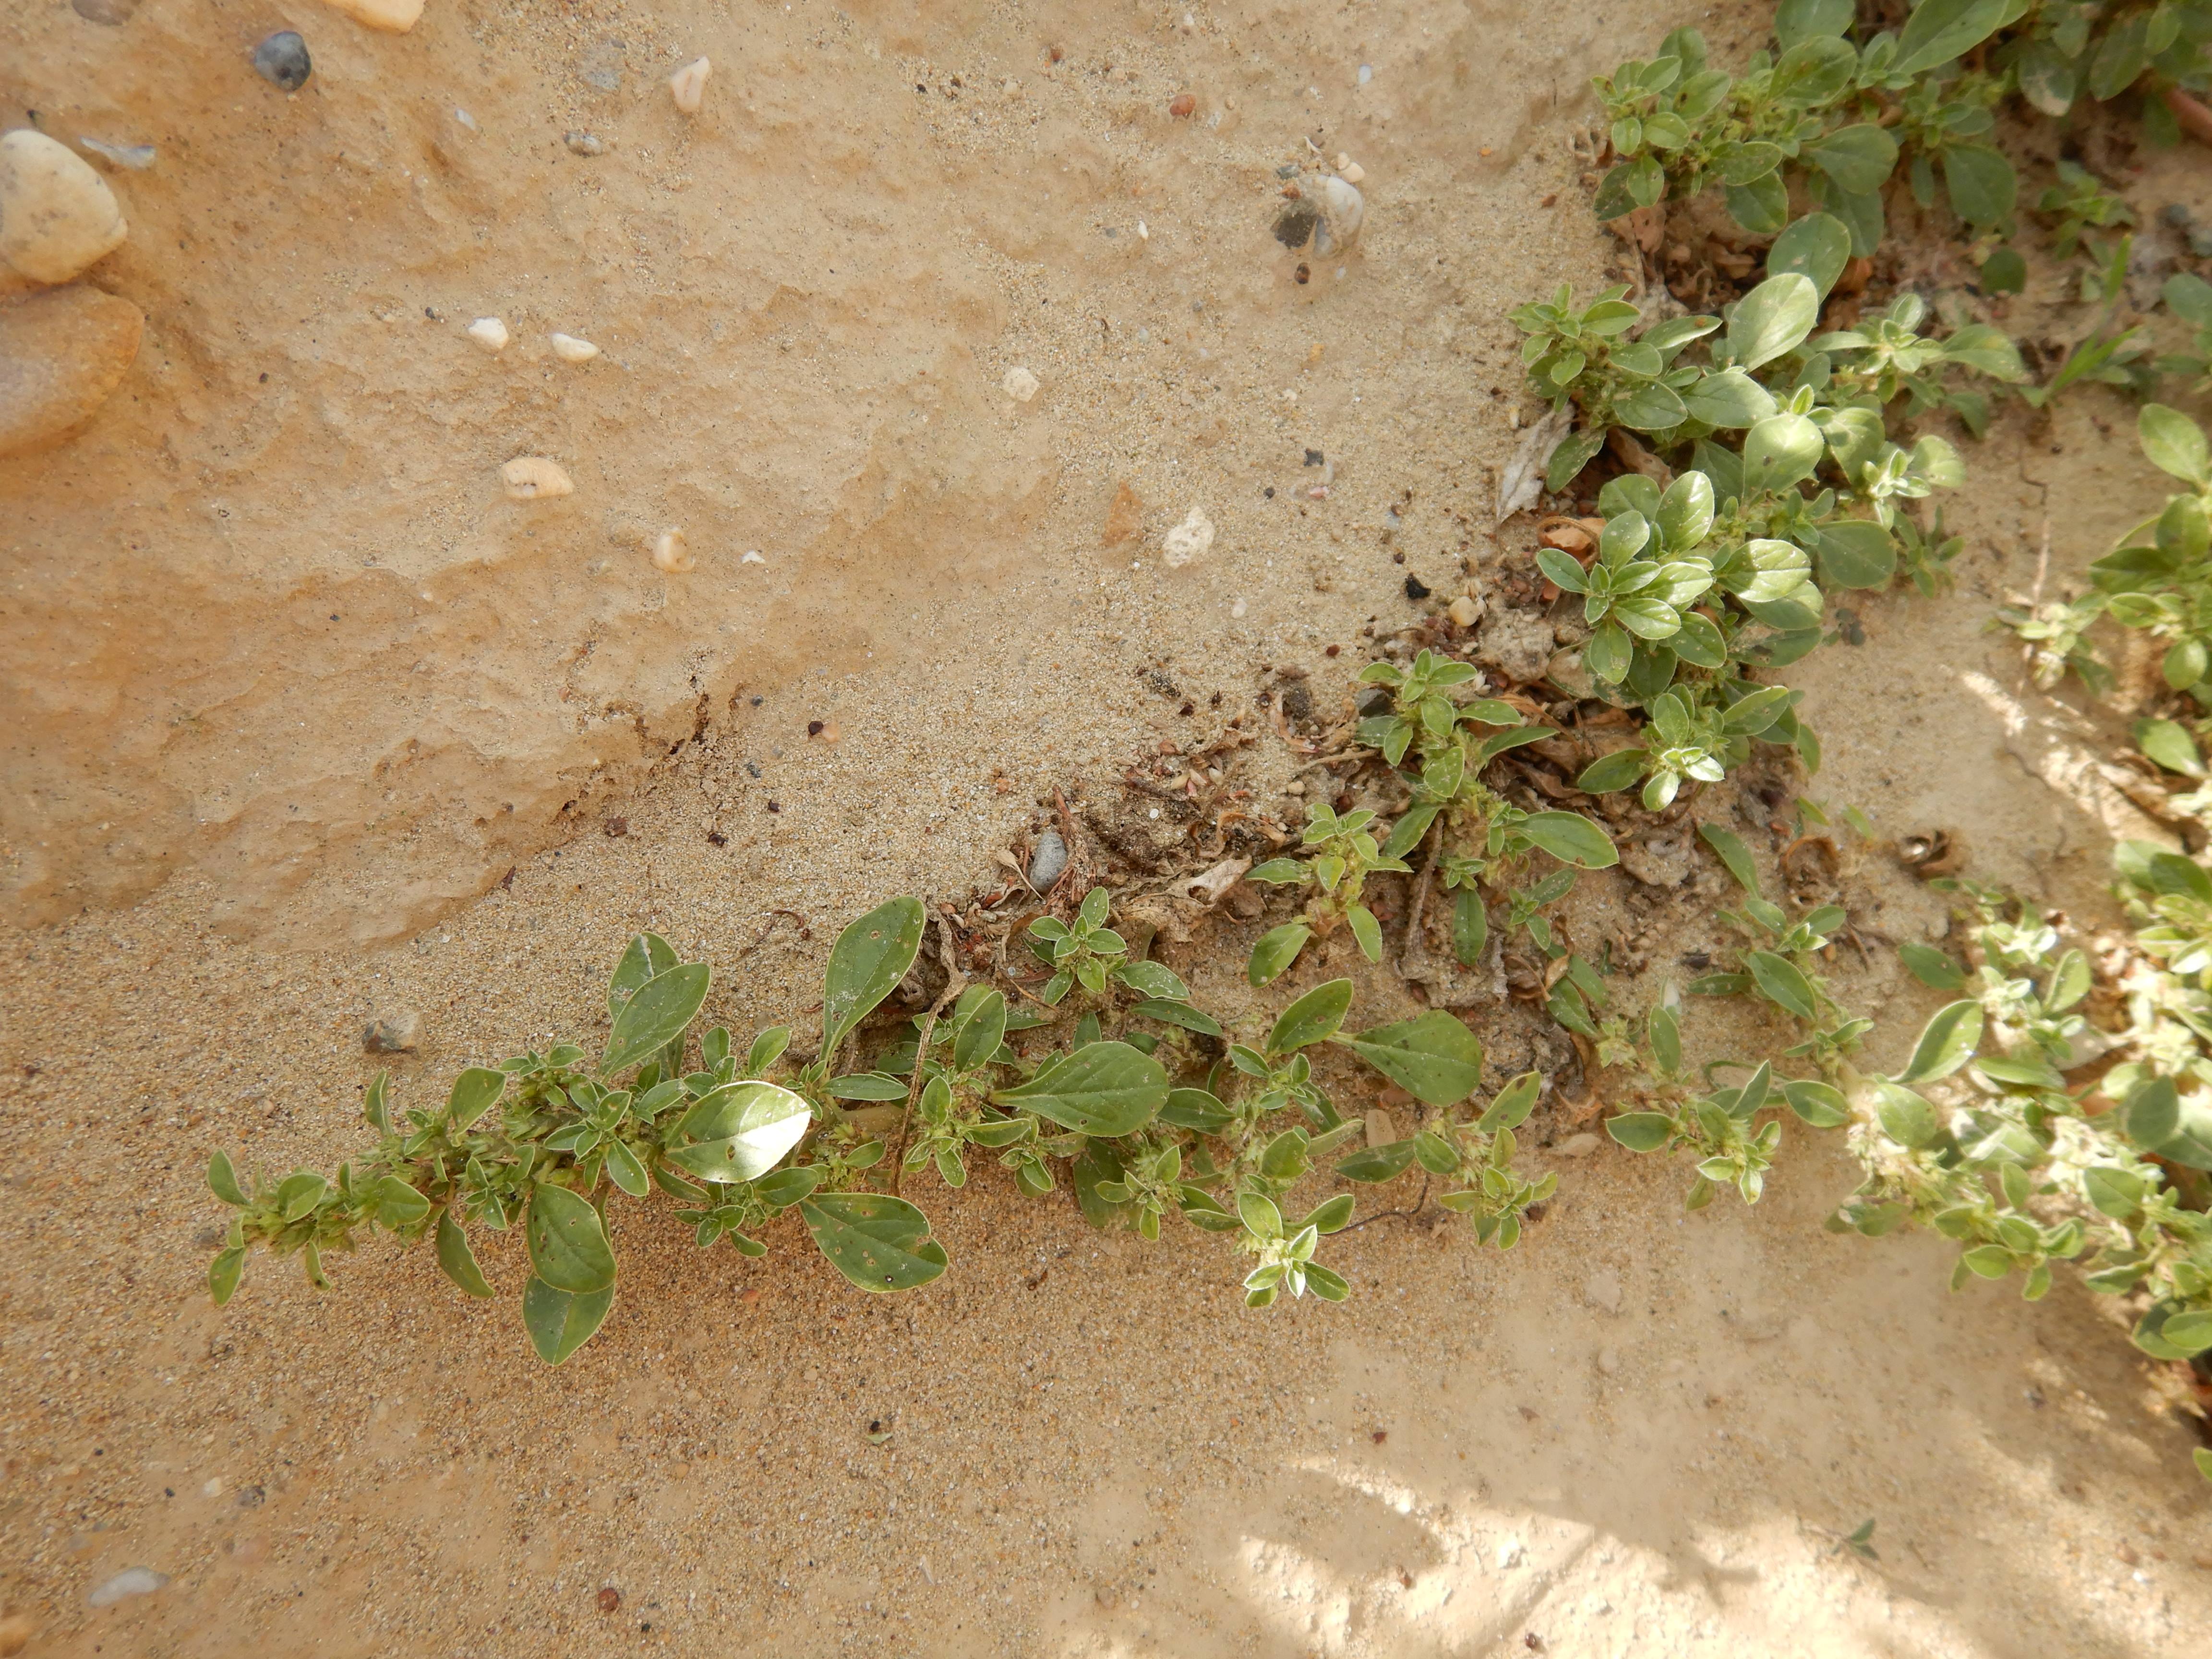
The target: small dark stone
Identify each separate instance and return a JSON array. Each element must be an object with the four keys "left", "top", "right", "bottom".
[
  {"left": 1273, "top": 202, "right": 1320, "bottom": 250},
  {"left": 252, "top": 31, "right": 312, "bottom": 92},
  {"left": 602, "top": 817, "right": 629, "bottom": 837},
  {"left": 364, "top": 1013, "right": 422, "bottom": 1054},
  {"left": 72, "top": 0, "right": 140, "bottom": 24},
  {"left": 705, "top": 830, "right": 728, "bottom": 846},
  {"left": 766, "top": 801, "right": 781, "bottom": 813},
  {"left": 1355, "top": 687, "right": 1392, "bottom": 716},
  {"left": 1263, "top": 486, "right": 1275, "bottom": 498},
  {"left": 1293, "top": 263, "right": 1310, "bottom": 285},
  {"left": 806, "top": 720, "right": 825, "bottom": 736},
  {"left": 1280, "top": 683, "right": 1313, "bottom": 721},
  {"left": 1303, "top": 450, "right": 1325, "bottom": 467},
  {"left": 597, "top": 1587, "right": 622, "bottom": 1613},
  {"left": 1404, "top": 575, "right": 1431, "bottom": 600}
]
